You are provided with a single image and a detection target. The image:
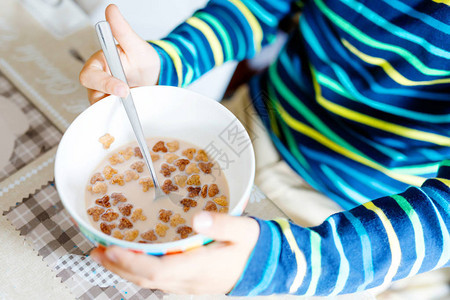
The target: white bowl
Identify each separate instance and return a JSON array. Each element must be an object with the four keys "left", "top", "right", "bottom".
[{"left": 55, "top": 86, "right": 255, "bottom": 255}]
